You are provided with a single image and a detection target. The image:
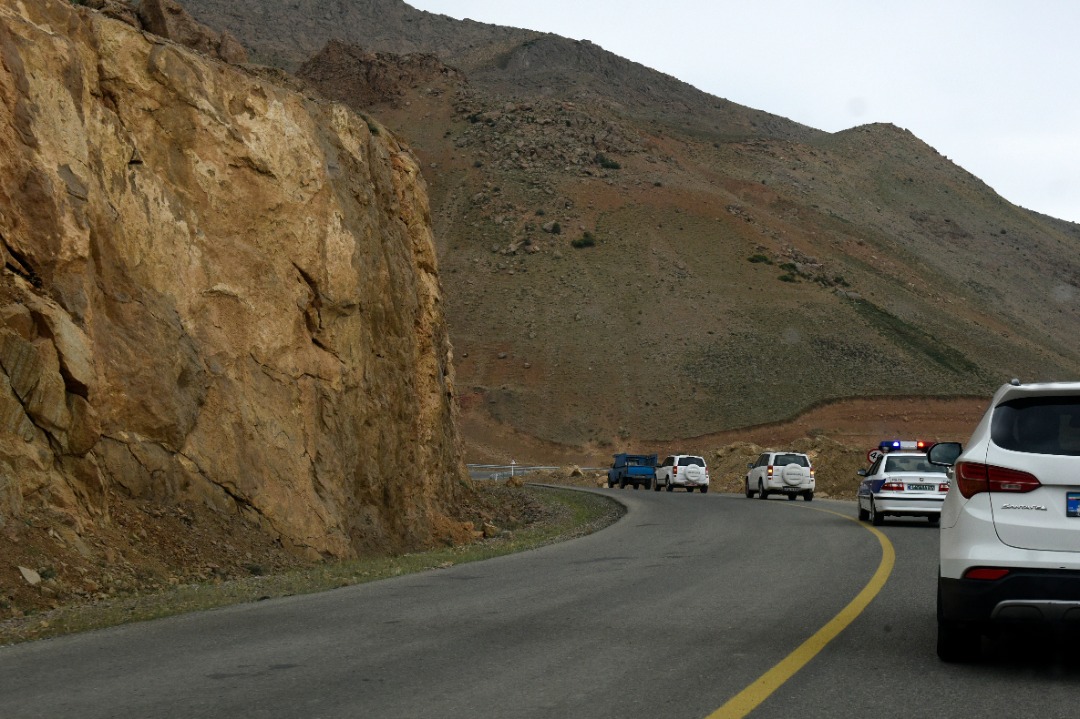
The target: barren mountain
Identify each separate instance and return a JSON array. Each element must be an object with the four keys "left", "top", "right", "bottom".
[{"left": 179, "top": 0, "right": 1080, "bottom": 462}]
